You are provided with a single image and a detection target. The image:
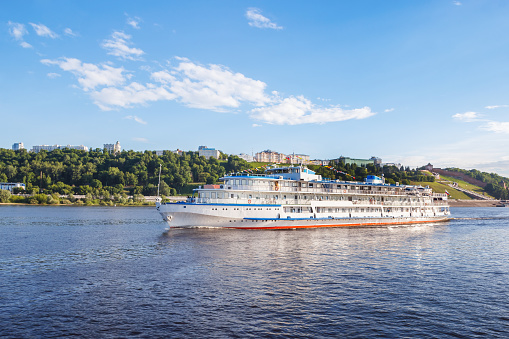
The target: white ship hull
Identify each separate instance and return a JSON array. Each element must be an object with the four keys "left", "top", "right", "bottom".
[{"left": 157, "top": 203, "right": 450, "bottom": 229}]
